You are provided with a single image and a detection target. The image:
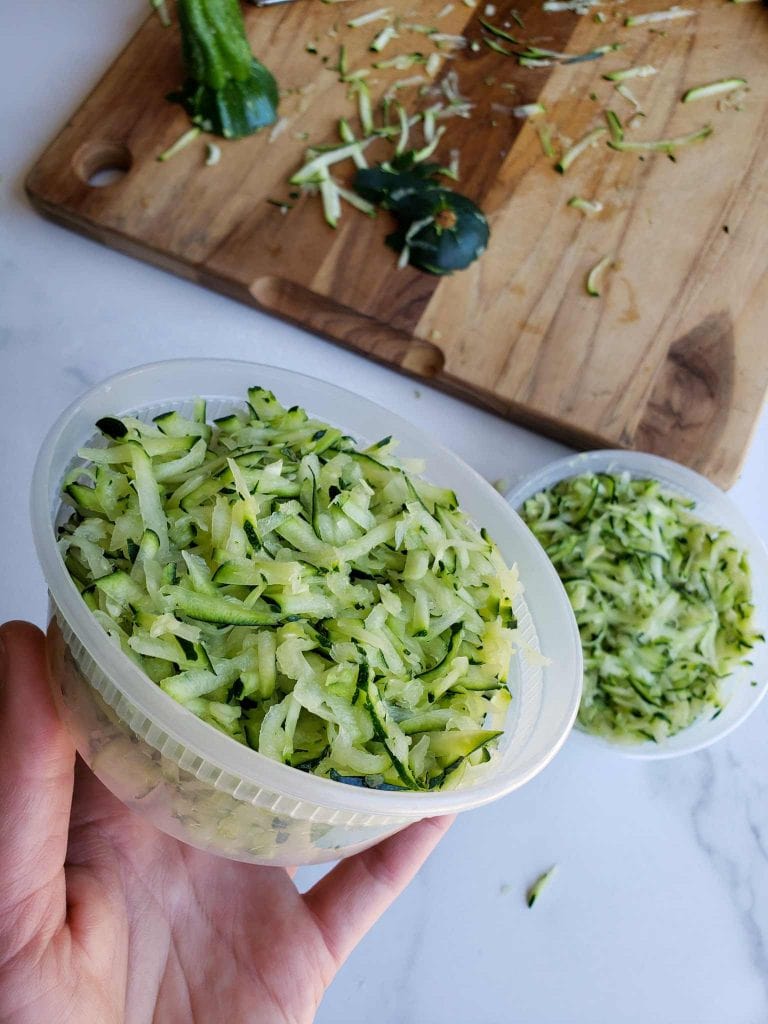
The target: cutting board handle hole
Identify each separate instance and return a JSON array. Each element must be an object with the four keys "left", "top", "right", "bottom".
[
  {"left": 75, "top": 141, "right": 133, "bottom": 187},
  {"left": 400, "top": 341, "right": 444, "bottom": 378},
  {"left": 251, "top": 275, "right": 445, "bottom": 380}
]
